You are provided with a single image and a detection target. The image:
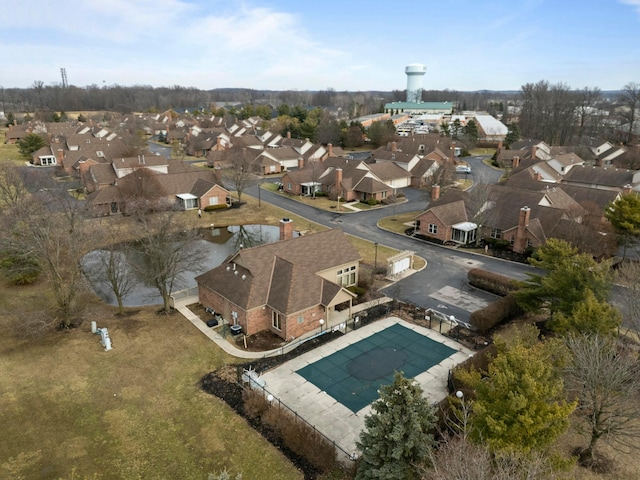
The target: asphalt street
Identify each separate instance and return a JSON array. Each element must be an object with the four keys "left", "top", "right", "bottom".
[{"left": 245, "top": 182, "right": 540, "bottom": 323}]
